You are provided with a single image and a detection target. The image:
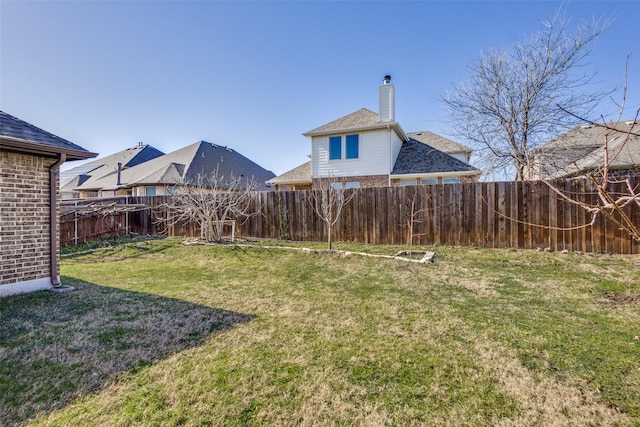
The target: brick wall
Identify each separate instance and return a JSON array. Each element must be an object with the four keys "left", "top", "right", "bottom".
[
  {"left": 0, "top": 150, "right": 56, "bottom": 287},
  {"left": 313, "top": 175, "right": 389, "bottom": 189}
]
